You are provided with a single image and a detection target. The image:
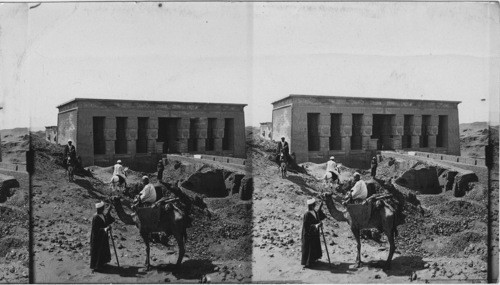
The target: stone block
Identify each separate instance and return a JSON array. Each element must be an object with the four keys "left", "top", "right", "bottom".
[
  {"left": 148, "top": 118, "right": 159, "bottom": 129},
  {"left": 104, "top": 129, "right": 116, "bottom": 141},
  {"left": 146, "top": 129, "right": 158, "bottom": 140},
  {"left": 392, "top": 115, "right": 404, "bottom": 126},
  {"left": 178, "top": 139, "right": 188, "bottom": 153},
  {"left": 105, "top": 140, "right": 115, "bottom": 154},
  {"left": 411, "top": 136, "right": 420, "bottom": 148},
  {"left": 392, "top": 136, "right": 402, "bottom": 149},
  {"left": 410, "top": 126, "right": 422, "bottom": 136},
  {"left": 319, "top": 125, "right": 331, "bottom": 137},
  {"left": 391, "top": 126, "right": 404, "bottom": 136},
  {"left": 104, "top": 117, "right": 116, "bottom": 129},
  {"left": 427, "top": 126, "right": 439, "bottom": 136},
  {"left": 178, "top": 130, "right": 190, "bottom": 139},
  {"left": 319, "top": 137, "right": 330, "bottom": 151},
  {"left": 127, "top": 118, "right": 138, "bottom": 129},
  {"left": 179, "top": 118, "right": 190, "bottom": 129},
  {"left": 197, "top": 139, "right": 206, "bottom": 152},
  {"left": 428, "top": 135, "right": 437, "bottom": 148},
  {"left": 196, "top": 129, "right": 208, "bottom": 138},
  {"left": 341, "top": 125, "right": 352, "bottom": 136},
  {"left": 214, "top": 138, "right": 223, "bottom": 151},
  {"left": 476, "top": 159, "right": 486, "bottom": 167},
  {"left": 156, "top": 142, "right": 164, "bottom": 153},
  {"left": 361, "top": 126, "right": 372, "bottom": 136},
  {"left": 127, "top": 140, "right": 136, "bottom": 155},
  {"left": 126, "top": 129, "right": 138, "bottom": 140},
  {"left": 215, "top": 129, "right": 225, "bottom": 138}
]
